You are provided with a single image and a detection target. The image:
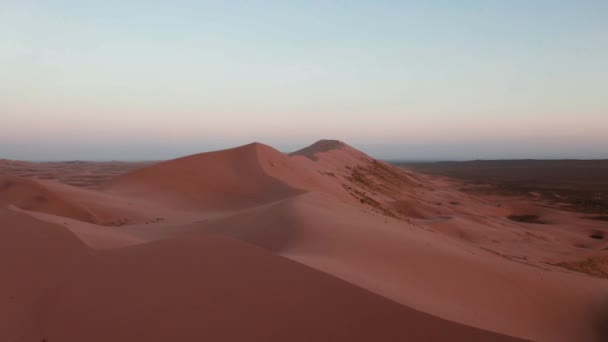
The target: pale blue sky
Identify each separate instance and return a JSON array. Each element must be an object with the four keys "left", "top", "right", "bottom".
[{"left": 1, "top": 1, "right": 607, "bottom": 160}]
